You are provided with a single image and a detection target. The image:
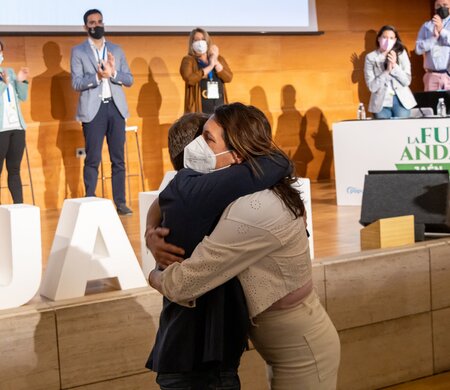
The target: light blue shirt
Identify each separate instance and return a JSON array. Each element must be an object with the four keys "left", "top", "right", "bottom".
[
  {"left": 415, "top": 16, "right": 450, "bottom": 71},
  {"left": 0, "top": 68, "right": 28, "bottom": 132}
]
